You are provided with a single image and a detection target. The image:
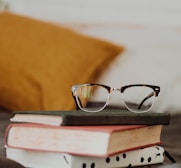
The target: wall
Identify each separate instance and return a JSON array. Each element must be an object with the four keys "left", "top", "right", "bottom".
[{"left": 3, "top": 0, "right": 181, "bottom": 27}]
